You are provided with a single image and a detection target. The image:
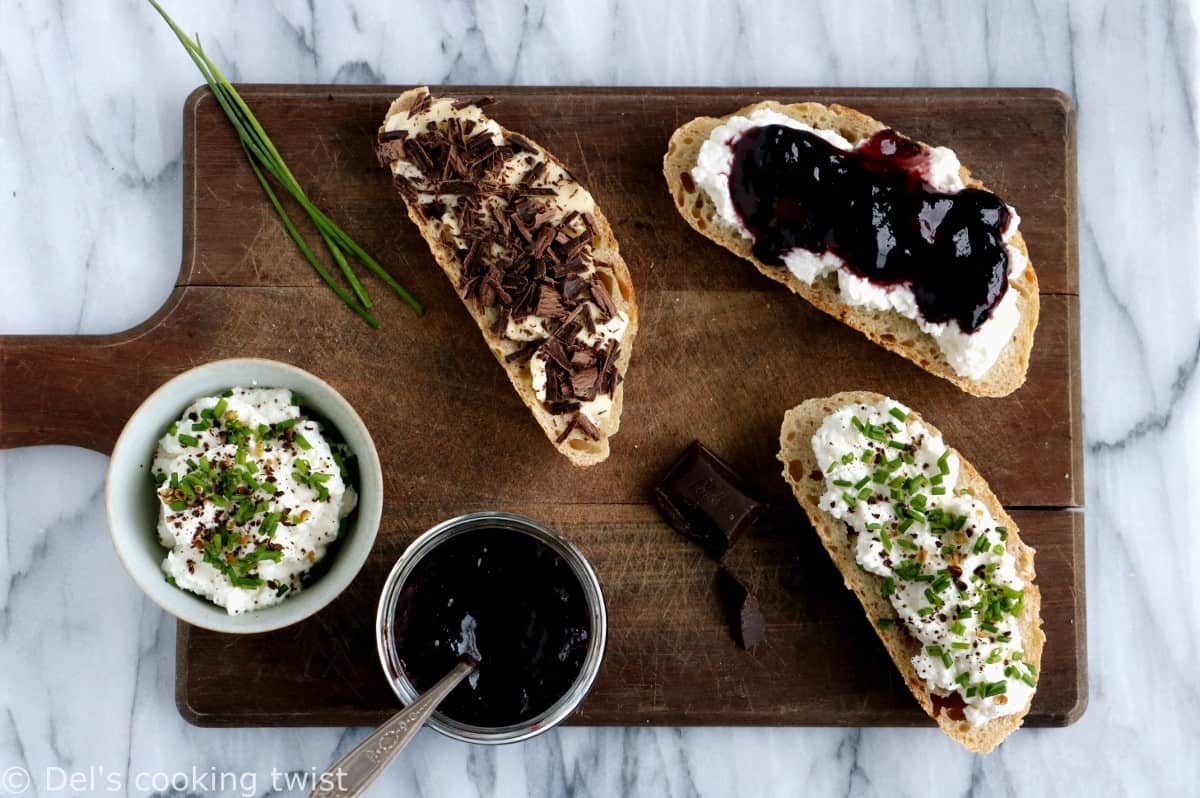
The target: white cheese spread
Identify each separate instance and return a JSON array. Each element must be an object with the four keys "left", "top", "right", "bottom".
[
  {"left": 812, "top": 398, "right": 1037, "bottom": 726},
  {"left": 692, "top": 108, "right": 1026, "bottom": 380},
  {"left": 152, "top": 388, "right": 357, "bottom": 615}
]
